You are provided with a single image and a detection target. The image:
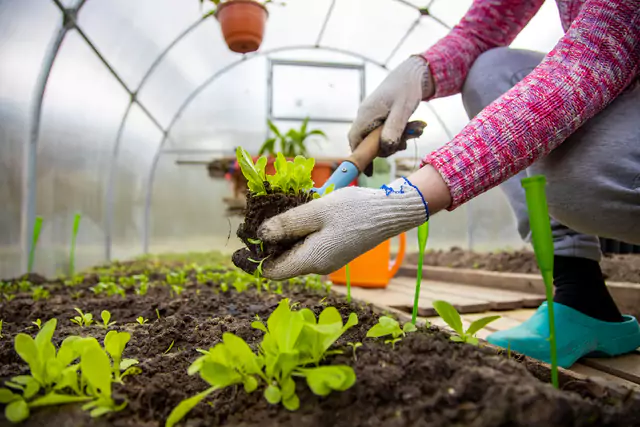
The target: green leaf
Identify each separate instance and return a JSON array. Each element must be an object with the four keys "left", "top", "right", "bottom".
[
  {"left": 282, "top": 393, "right": 299, "bottom": 411},
  {"left": 29, "top": 392, "right": 92, "bottom": 407},
  {"left": 432, "top": 300, "right": 464, "bottom": 335},
  {"left": 221, "top": 333, "right": 261, "bottom": 374},
  {"left": 300, "top": 365, "right": 356, "bottom": 397},
  {"left": 281, "top": 376, "right": 296, "bottom": 399},
  {"left": 264, "top": 384, "right": 281, "bottom": 404},
  {"left": 267, "top": 119, "right": 282, "bottom": 137},
  {"left": 403, "top": 322, "right": 417, "bottom": 334},
  {"left": 80, "top": 345, "right": 113, "bottom": 399},
  {"left": 14, "top": 333, "right": 40, "bottom": 381},
  {"left": 119, "top": 358, "right": 139, "bottom": 370},
  {"left": 450, "top": 335, "right": 464, "bottom": 342},
  {"left": 57, "top": 336, "right": 80, "bottom": 367},
  {"left": 23, "top": 377, "right": 40, "bottom": 399},
  {"left": 236, "top": 147, "right": 266, "bottom": 195},
  {"left": 5, "top": 398, "right": 29, "bottom": 423},
  {"left": 466, "top": 315, "right": 500, "bottom": 336},
  {"left": 199, "top": 360, "right": 242, "bottom": 389},
  {"left": 366, "top": 316, "right": 402, "bottom": 339},
  {"left": 243, "top": 376, "right": 258, "bottom": 393},
  {"left": 89, "top": 405, "right": 113, "bottom": 418},
  {"left": 251, "top": 321, "right": 267, "bottom": 332},
  {"left": 104, "top": 330, "right": 131, "bottom": 373},
  {"left": 466, "top": 336, "right": 480, "bottom": 346},
  {"left": 165, "top": 386, "right": 217, "bottom": 427},
  {"left": 101, "top": 311, "right": 111, "bottom": 326},
  {"left": 0, "top": 388, "right": 19, "bottom": 404}
]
